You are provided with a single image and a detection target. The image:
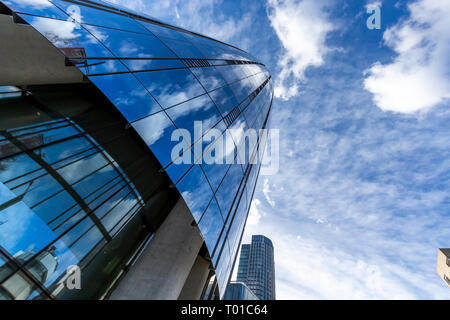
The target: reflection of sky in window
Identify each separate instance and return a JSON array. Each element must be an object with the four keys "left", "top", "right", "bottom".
[
  {"left": 0, "top": 182, "right": 58, "bottom": 255},
  {"left": 19, "top": 14, "right": 127, "bottom": 75},
  {"left": 198, "top": 197, "right": 224, "bottom": 251},
  {"left": 175, "top": 165, "right": 213, "bottom": 221},
  {"left": 84, "top": 25, "right": 184, "bottom": 71},
  {"left": 0, "top": 86, "right": 22, "bottom": 99},
  {"left": 89, "top": 73, "right": 162, "bottom": 122},
  {"left": 51, "top": 0, "right": 149, "bottom": 33},
  {"left": 135, "top": 69, "right": 205, "bottom": 108},
  {"left": 4, "top": 0, "right": 68, "bottom": 19}
]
